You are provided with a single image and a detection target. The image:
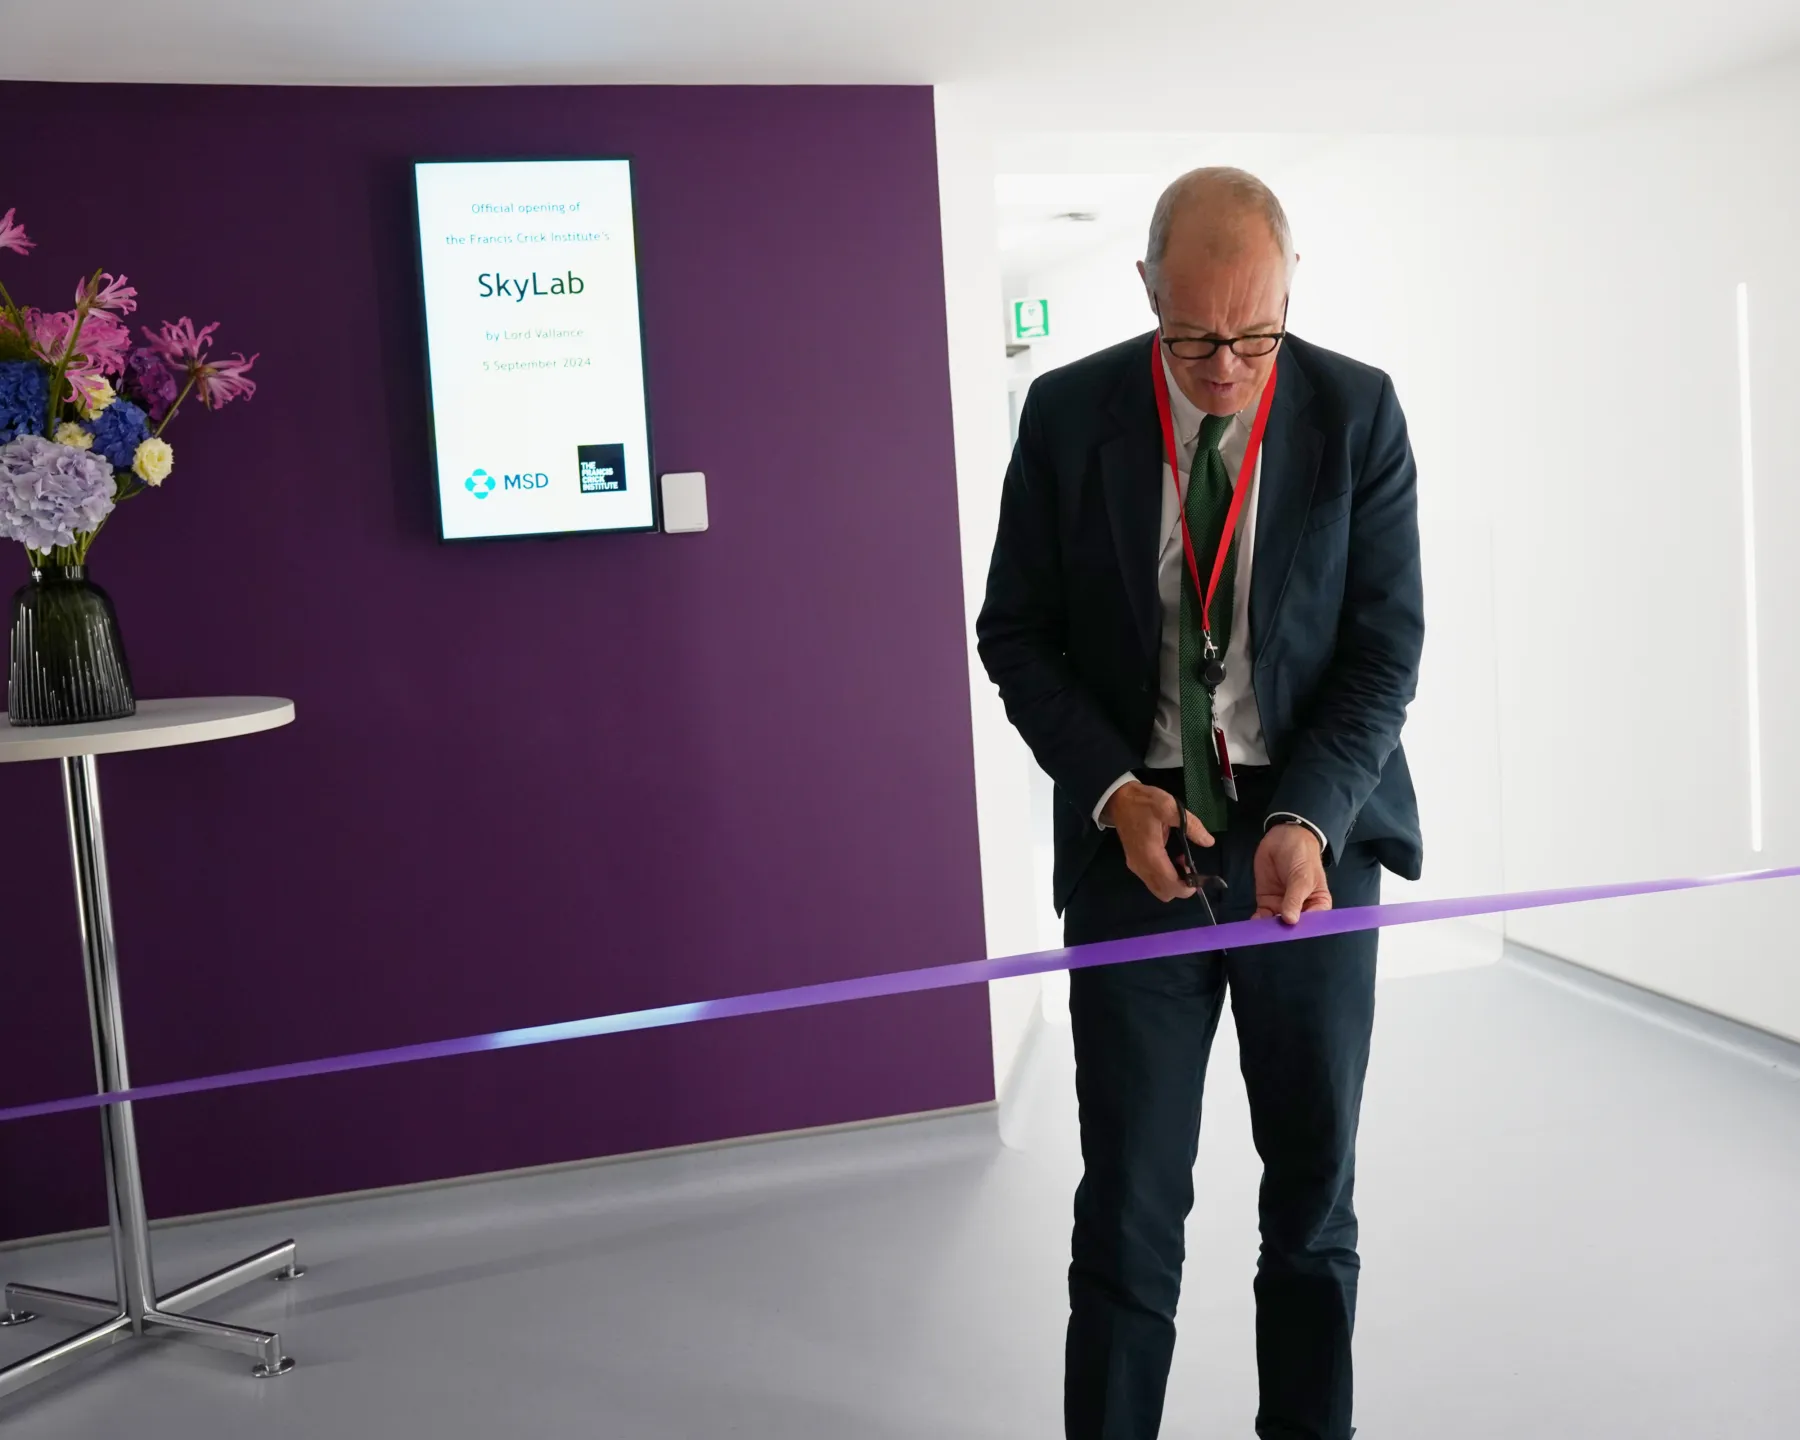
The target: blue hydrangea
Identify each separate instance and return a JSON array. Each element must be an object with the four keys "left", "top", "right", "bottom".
[
  {"left": 0, "top": 361, "right": 48, "bottom": 444},
  {"left": 84, "top": 398, "right": 150, "bottom": 471}
]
